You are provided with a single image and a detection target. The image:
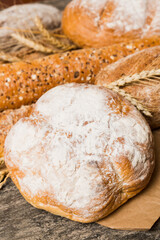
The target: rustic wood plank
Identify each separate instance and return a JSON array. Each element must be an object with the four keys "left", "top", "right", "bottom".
[
  {"left": 0, "top": 1, "right": 160, "bottom": 239},
  {"left": 0, "top": 179, "right": 160, "bottom": 240}
]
